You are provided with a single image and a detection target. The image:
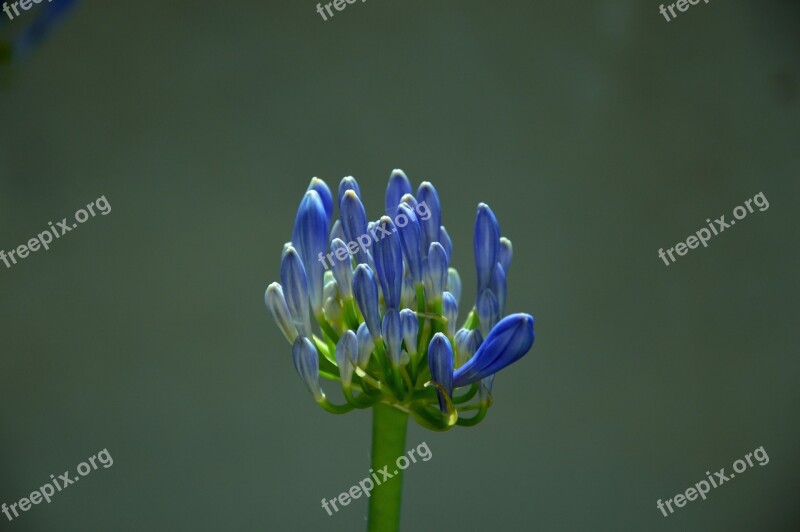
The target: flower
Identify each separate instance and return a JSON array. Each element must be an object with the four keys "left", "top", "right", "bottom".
[
  {"left": 373, "top": 217, "right": 403, "bottom": 310},
  {"left": 452, "top": 313, "right": 534, "bottom": 388},
  {"left": 264, "top": 170, "right": 536, "bottom": 429}
]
